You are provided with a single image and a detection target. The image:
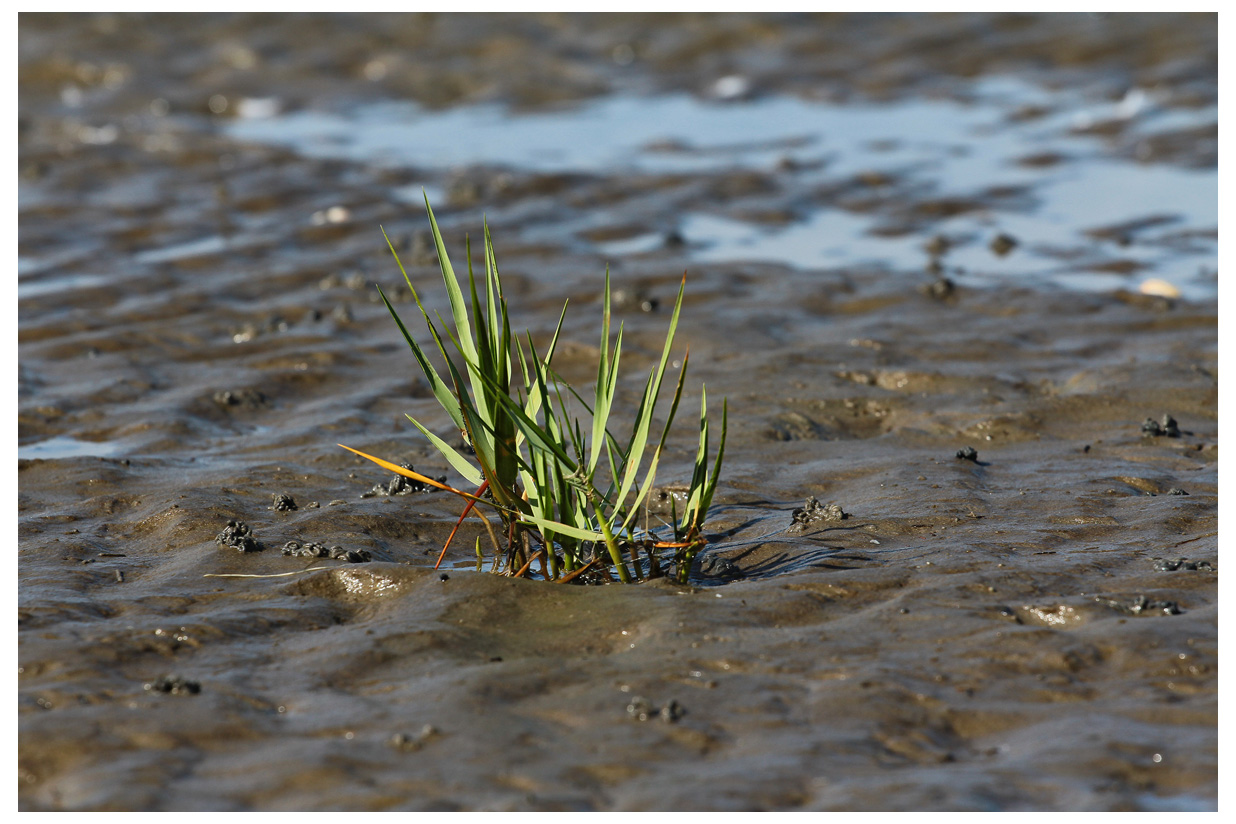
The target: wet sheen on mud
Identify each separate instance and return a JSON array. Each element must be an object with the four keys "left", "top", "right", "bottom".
[{"left": 19, "top": 13, "right": 1216, "bottom": 811}]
